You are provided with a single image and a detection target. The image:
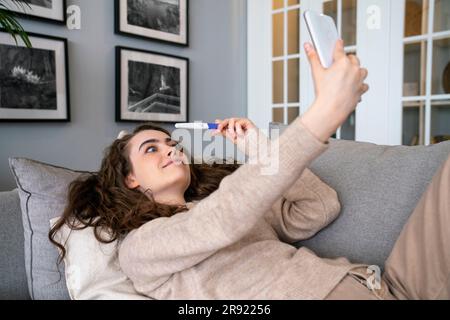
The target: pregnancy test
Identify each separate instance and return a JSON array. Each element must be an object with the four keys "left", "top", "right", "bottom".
[{"left": 175, "top": 123, "right": 219, "bottom": 130}]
